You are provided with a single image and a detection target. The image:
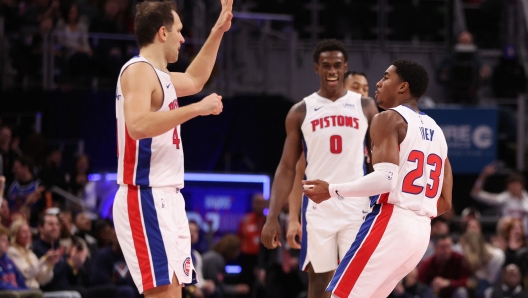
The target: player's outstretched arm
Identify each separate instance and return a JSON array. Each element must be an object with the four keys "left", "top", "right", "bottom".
[
  {"left": 303, "top": 111, "right": 402, "bottom": 203},
  {"left": 122, "top": 63, "right": 223, "bottom": 140},
  {"left": 437, "top": 158, "right": 453, "bottom": 216},
  {"left": 286, "top": 154, "right": 306, "bottom": 249},
  {"left": 261, "top": 102, "right": 305, "bottom": 249},
  {"left": 170, "top": 0, "right": 233, "bottom": 97}
]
